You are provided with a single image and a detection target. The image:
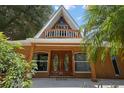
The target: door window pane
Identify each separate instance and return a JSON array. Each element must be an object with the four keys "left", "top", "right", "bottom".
[
  {"left": 64, "top": 54, "right": 69, "bottom": 71},
  {"left": 53, "top": 54, "right": 59, "bottom": 71}
]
